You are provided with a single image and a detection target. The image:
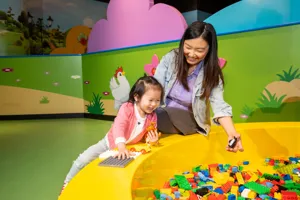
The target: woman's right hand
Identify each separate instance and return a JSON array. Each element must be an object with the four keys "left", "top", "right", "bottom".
[{"left": 115, "top": 142, "right": 131, "bottom": 159}]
